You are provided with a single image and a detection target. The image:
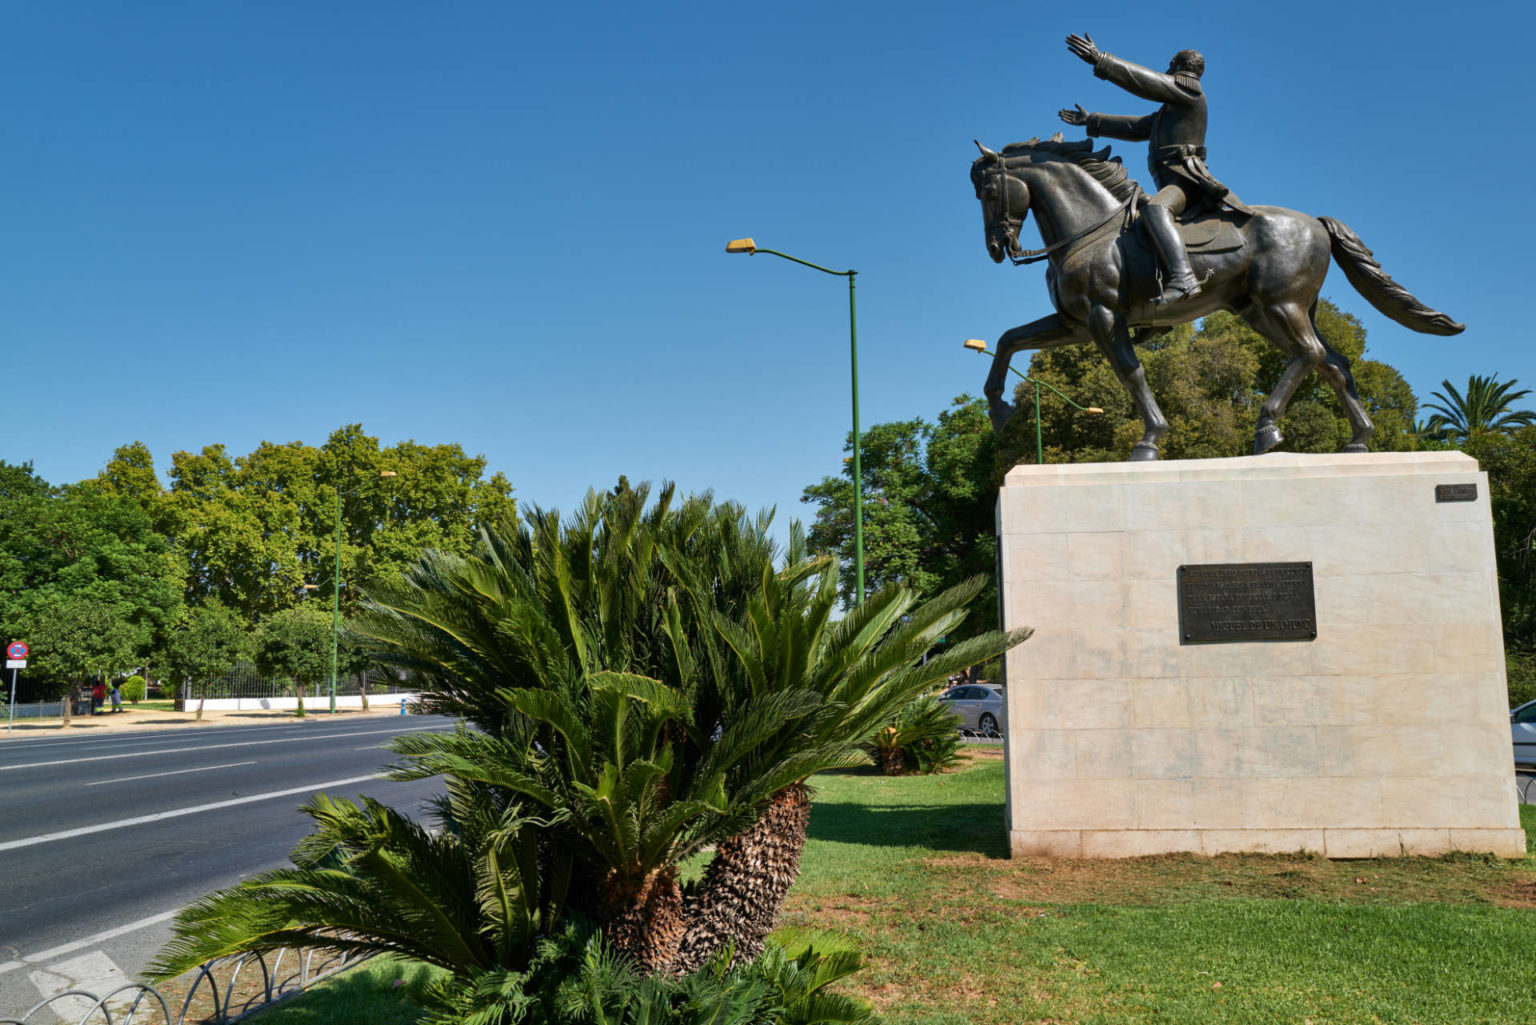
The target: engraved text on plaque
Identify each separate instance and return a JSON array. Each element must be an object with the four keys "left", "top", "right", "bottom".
[{"left": 1178, "top": 562, "right": 1317, "bottom": 643}]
